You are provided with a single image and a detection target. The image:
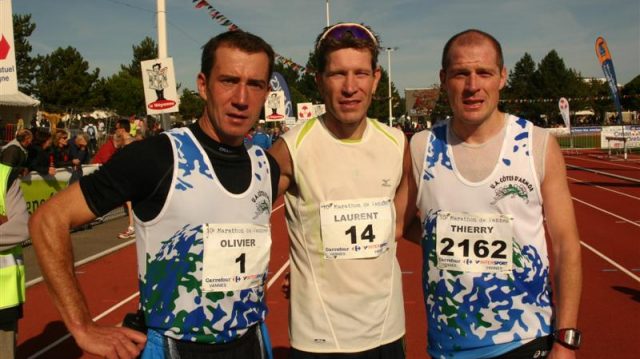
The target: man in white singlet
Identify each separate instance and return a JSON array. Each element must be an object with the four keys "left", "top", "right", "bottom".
[
  {"left": 29, "top": 31, "right": 279, "bottom": 359},
  {"left": 408, "top": 29, "right": 582, "bottom": 359},
  {"left": 270, "top": 23, "right": 414, "bottom": 358}
]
